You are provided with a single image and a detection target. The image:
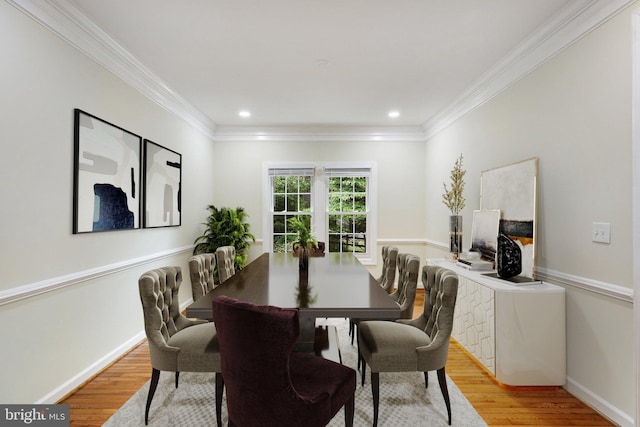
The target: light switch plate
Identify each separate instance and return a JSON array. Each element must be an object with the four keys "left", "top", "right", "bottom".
[{"left": 592, "top": 222, "right": 610, "bottom": 244}]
